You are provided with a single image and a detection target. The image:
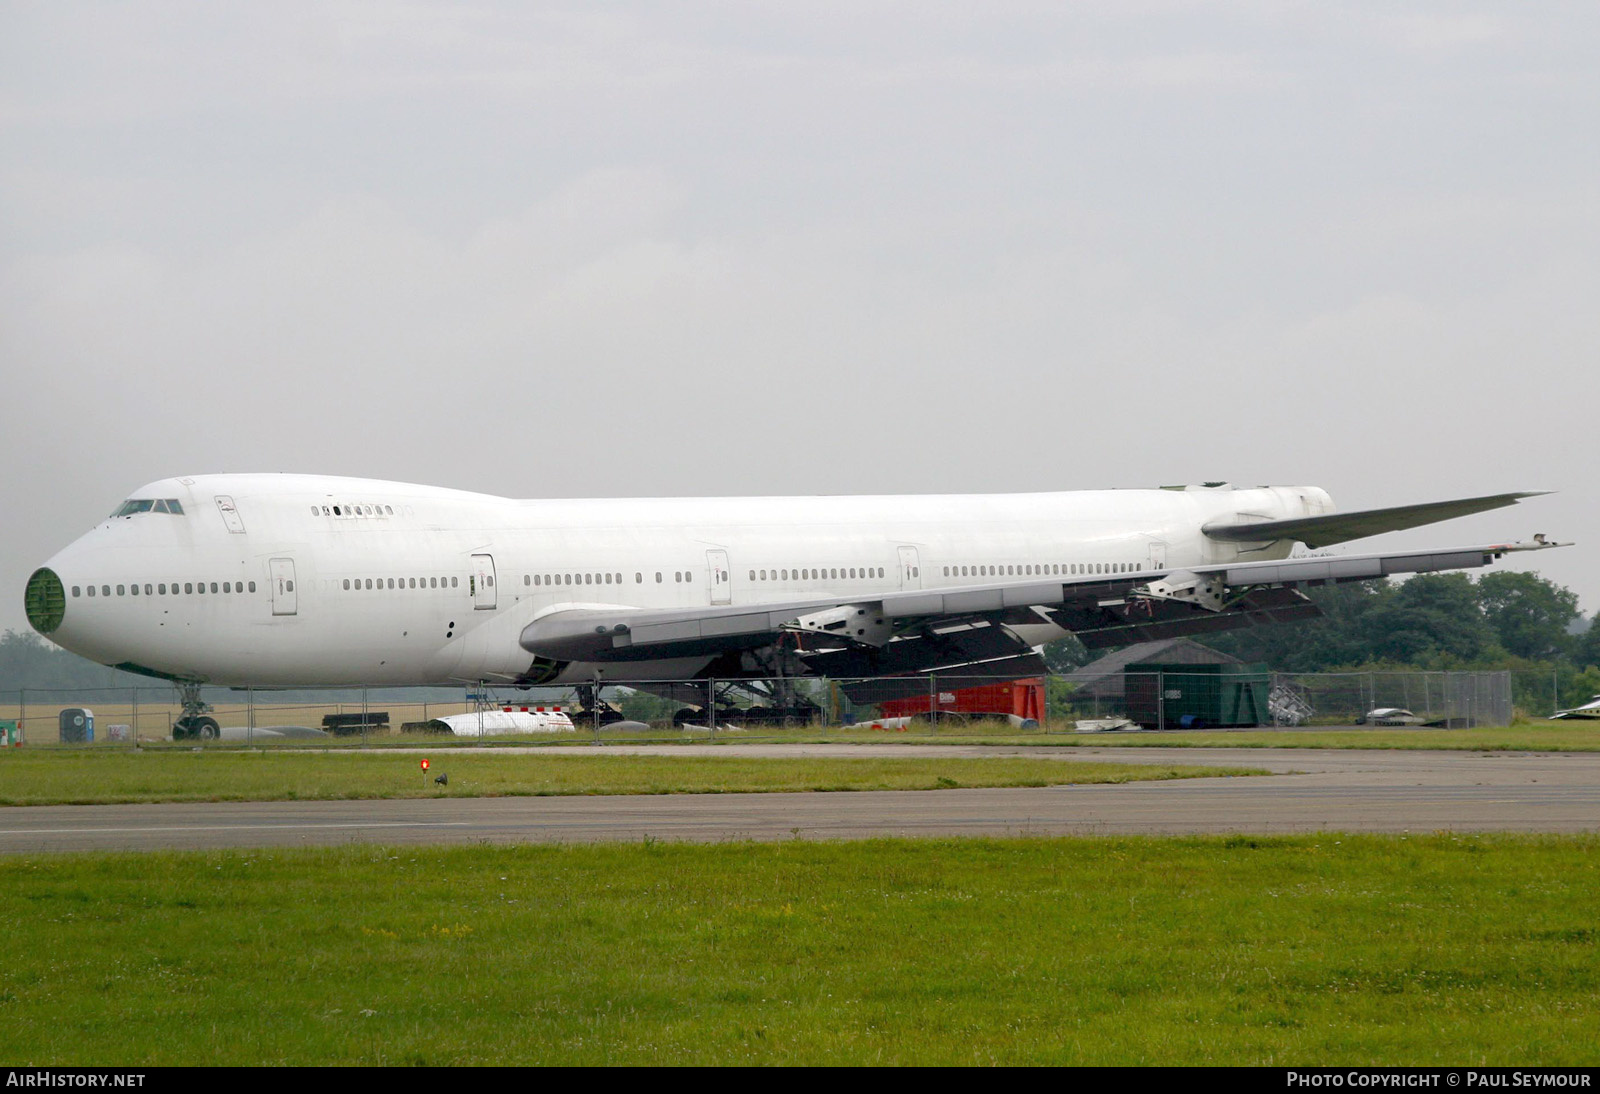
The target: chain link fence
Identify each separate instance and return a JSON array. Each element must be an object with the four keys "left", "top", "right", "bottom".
[{"left": 0, "top": 668, "right": 1544, "bottom": 743}]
